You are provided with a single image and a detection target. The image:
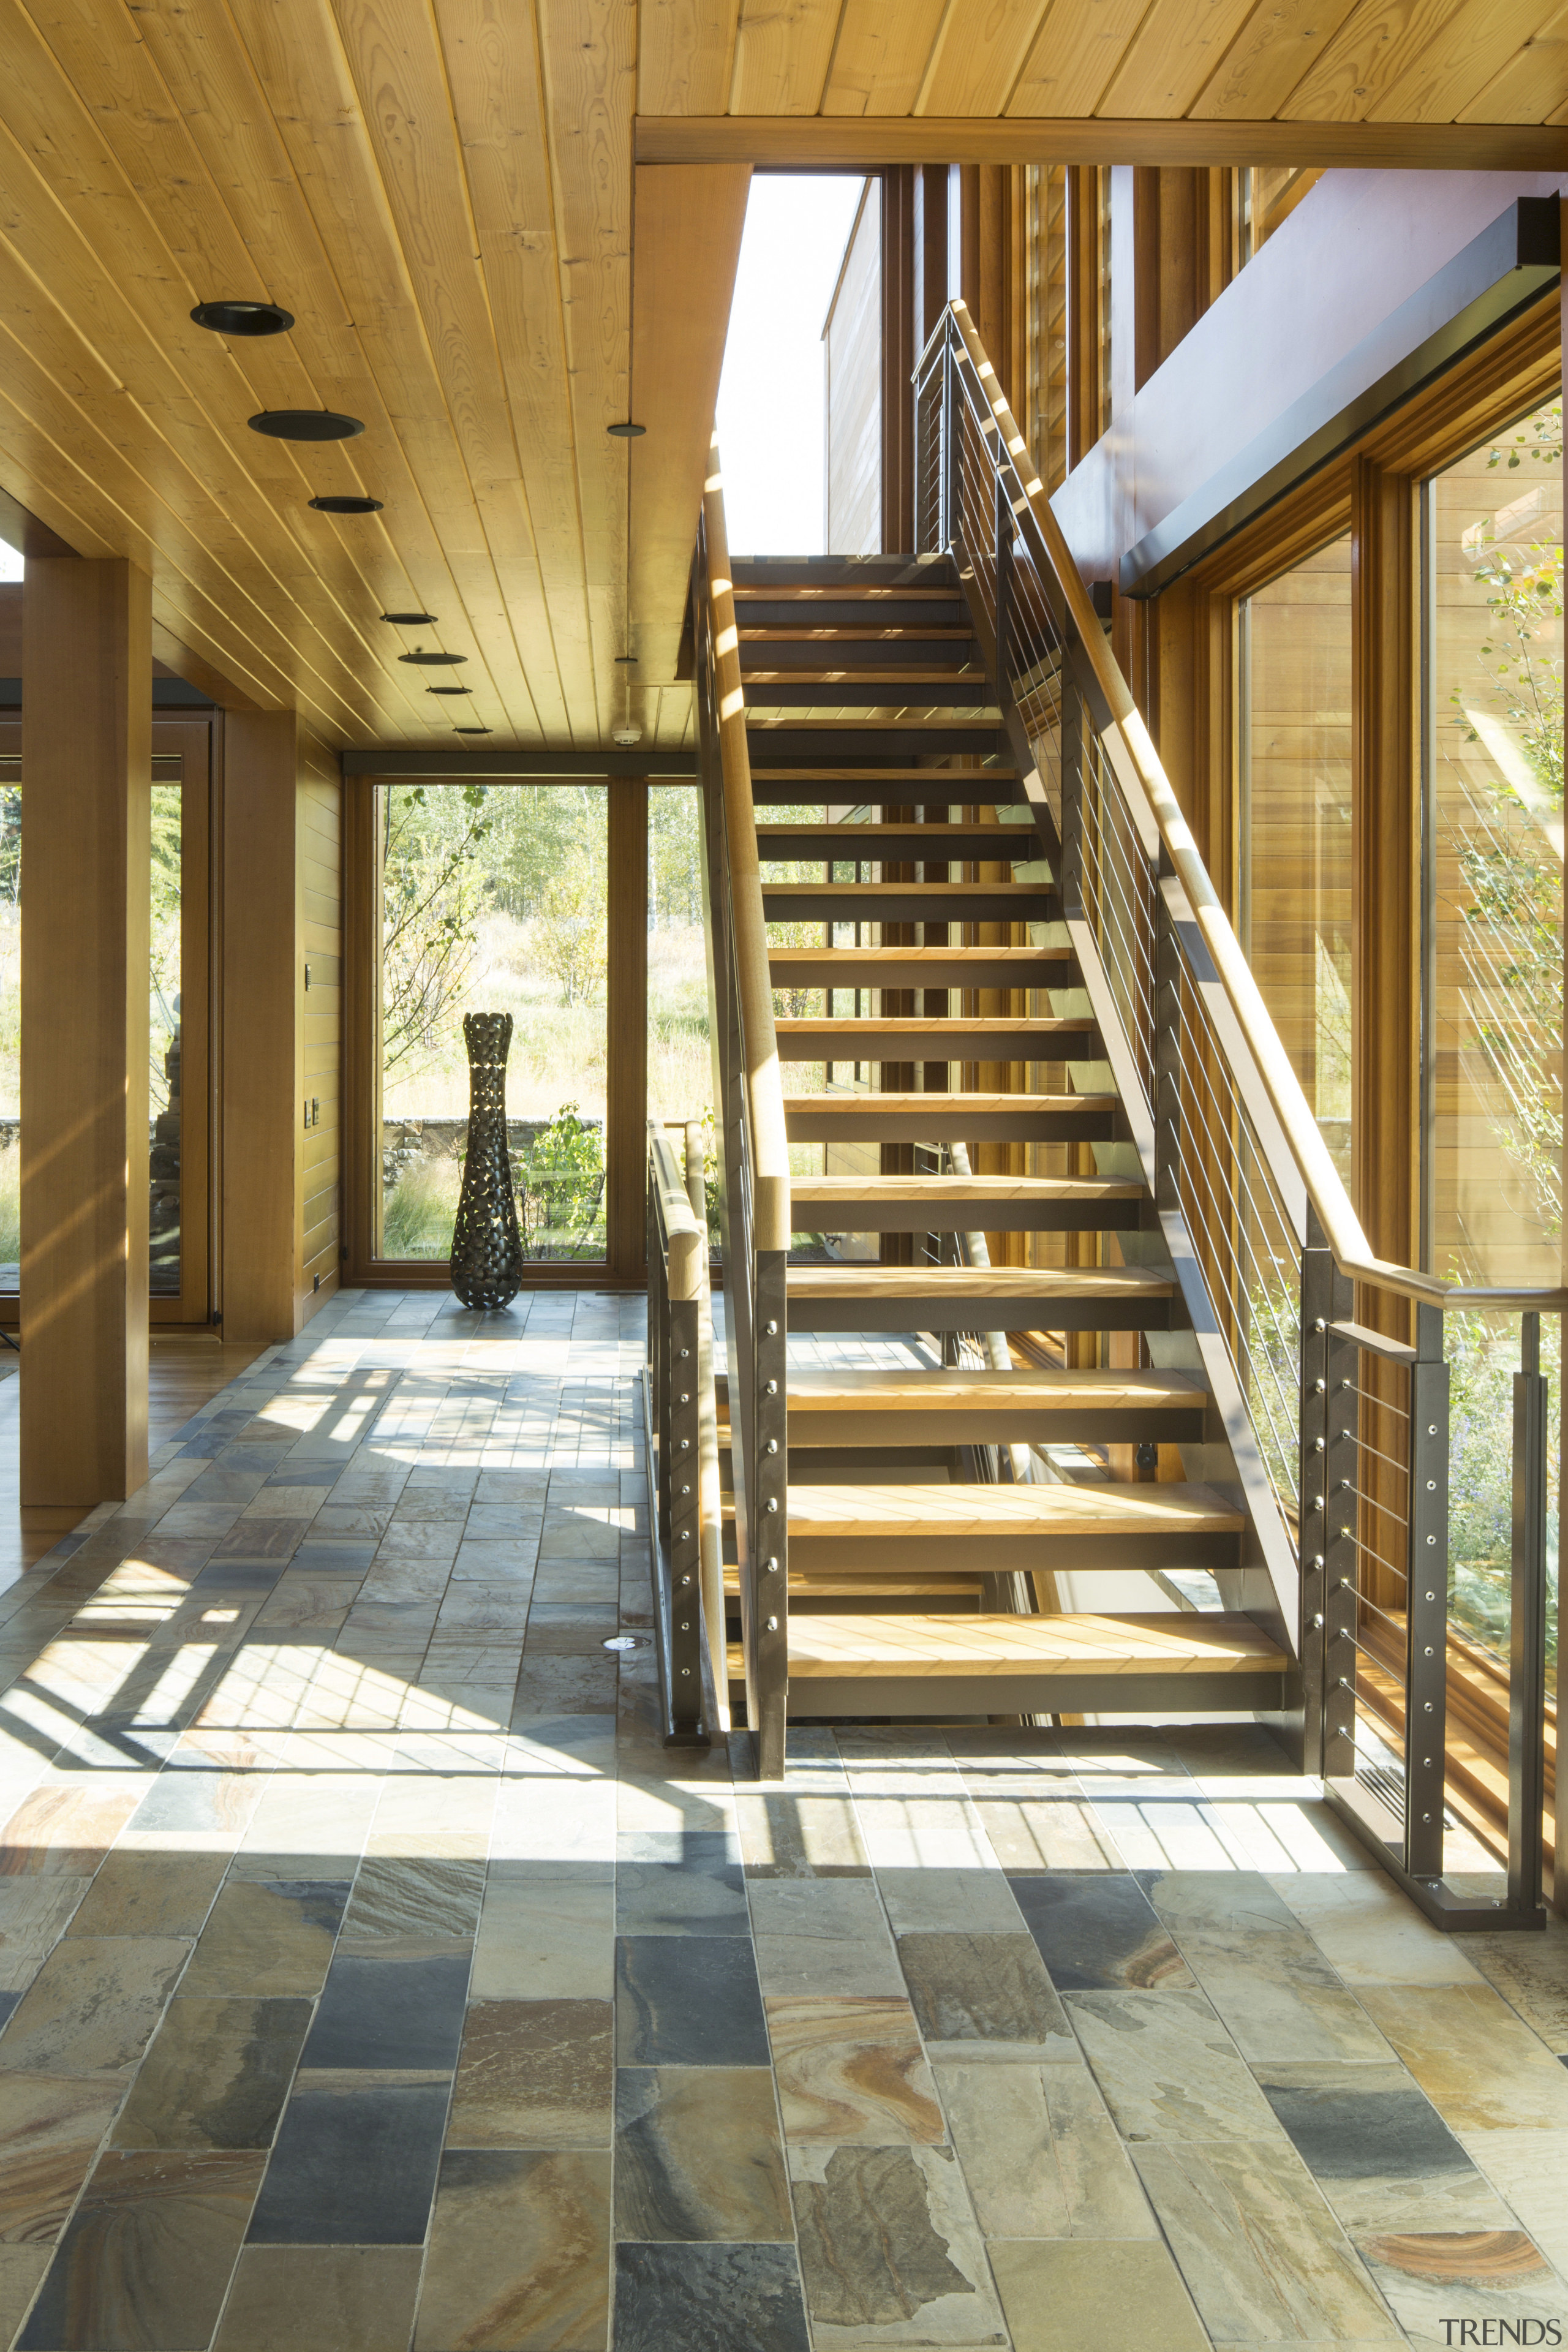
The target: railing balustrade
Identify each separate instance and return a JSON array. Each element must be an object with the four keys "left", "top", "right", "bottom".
[{"left": 916, "top": 299, "right": 1560, "bottom": 1927}]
